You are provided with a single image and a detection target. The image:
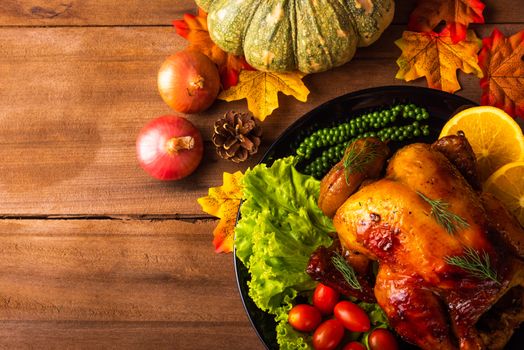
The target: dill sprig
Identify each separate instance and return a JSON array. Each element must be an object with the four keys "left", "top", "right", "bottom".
[
  {"left": 417, "top": 192, "right": 469, "bottom": 234},
  {"left": 444, "top": 247, "right": 499, "bottom": 284},
  {"left": 331, "top": 252, "right": 362, "bottom": 291},
  {"left": 343, "top": 140, "right": 380, "bottom": 184}
]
